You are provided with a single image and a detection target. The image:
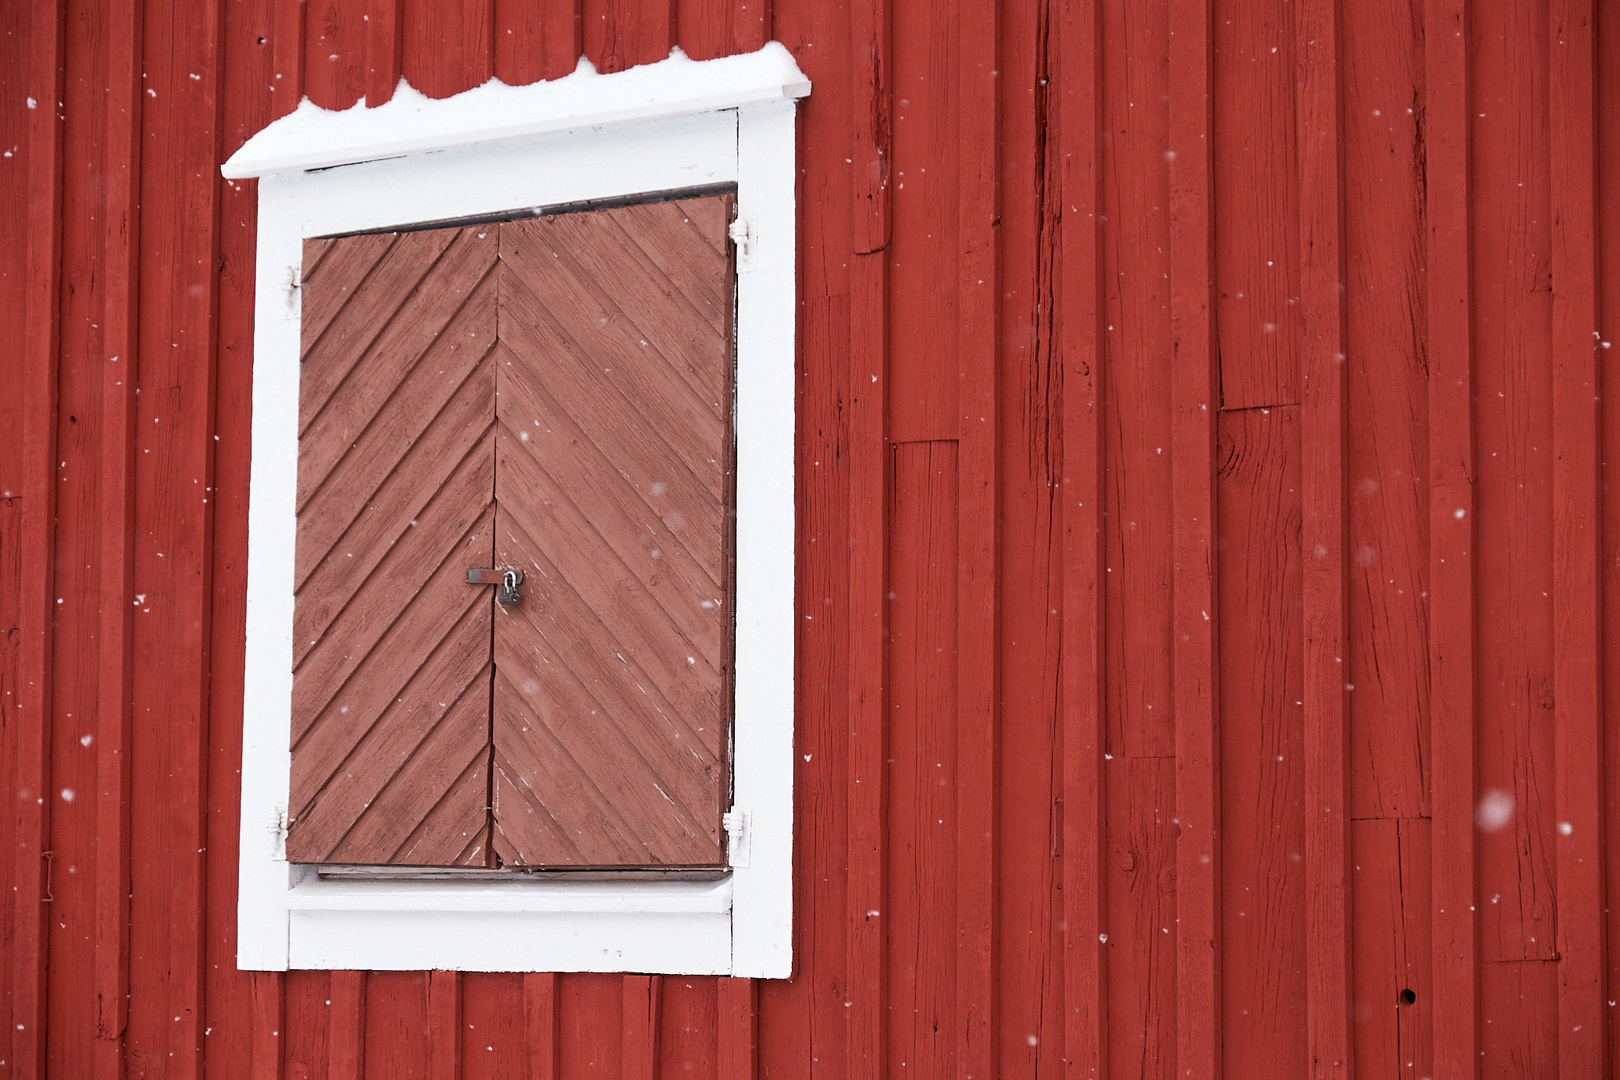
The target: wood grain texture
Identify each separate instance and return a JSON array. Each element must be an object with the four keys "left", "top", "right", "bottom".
[
  {"left": 402, "top": 0, "right": 495, "bottom": 97},
  {"left": 491, "top": 203, "right": 732, "bottom": 867},
  {"left": 1349, "top": 820, "right": 1432, "bottom": 1080},
  {"left": 496, "top": 0, "right": 583, "bottom": 83},
  {"left": 90, "top": 0, "right": 140, "bottom": 1060},
  {"left": 582, "top": 0, "right": 672, "bottom": 72},
  {"left": 1342, "top": 0, "right": 1429, "bottom": 823},
  {"left": 717, "top": 978, "right": 756, "bottom": 1080},
  {"left": 303, "top": 0, "right": 369, "bottom": 109},
  {"left": 846, "top": 0, "right": 890, "bottom": 1073},
  {"left": 1424, "top": 0, "right": 1478, "bottom": 1073},
  {"left": 1212, "top": 0, "right": 1299, "bottom": 411},
  {"left": 623, "top": 975, "right": 662, "bottom": 1080},
  {"left": 1295, "top": 0, "right": 1352, "bottom": 1073},
  {"left": 429, "top": 970, "right": 462, "bottom": 1080},
  {"left": 1216, "top": 407, "right": 1305, "bottom": 1079},
  {"left": 886, "top": 440, "right": 959, "bottom": 1080},
  {"left": 124, "top": 0, "right": 225, "bottom": 1073},
  {"left": 525, "top": 972, "right": 561, "bottom": 1080},
  {"left": 1059, "top": 0, "right": 1106, "bottom": 1074},
  {"left": 1548, "top": 0, "right": 1606, "bottom": 1071},
  {"left": 10, "top": 0, "right": 65, "bottom": 1075},
  {"left": 1167, "top": 0, "right": 1220, "bottom": 1075},
  {"left": 216, "top": 2, "right": 280, "bottom": 1071},
  {"left": 955, "top": 1, "right": 998, "bottom": 1077},
  {"left": 329, "top": 970, "right": 366, "bottom": 1080}
]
